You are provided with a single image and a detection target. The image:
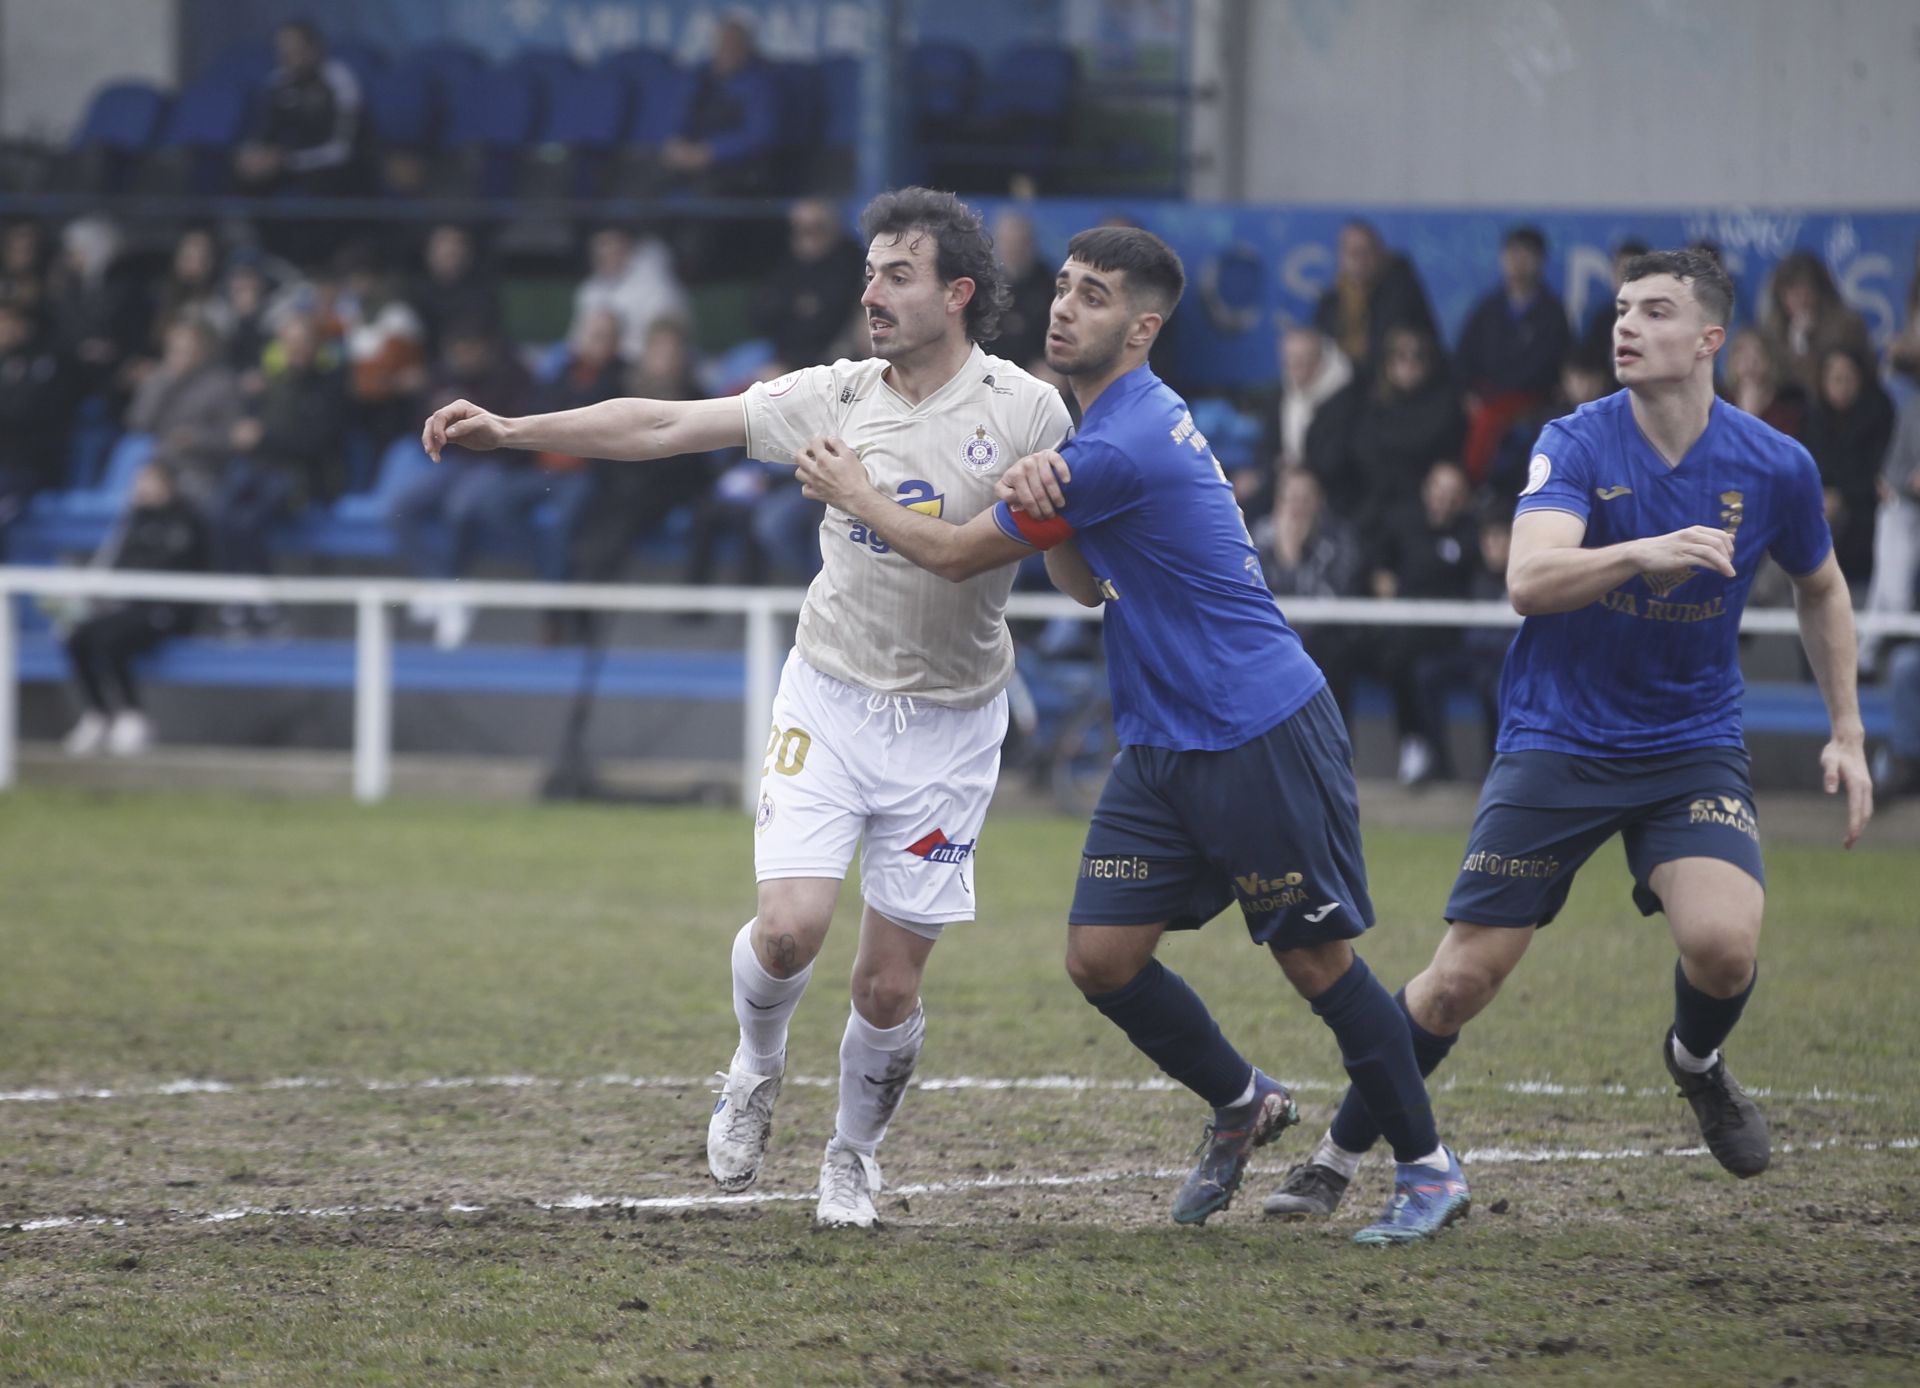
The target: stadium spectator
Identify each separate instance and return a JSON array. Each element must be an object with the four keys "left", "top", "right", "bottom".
[
  {"left": 569, "top": 225, "right": 690, "bottom": 364},
  {"left": 1802, "top": 344, "right": 1893, "bottom": 587},
  {"left": 209, "top": 313, "right": 346, "bottom": 603},
  {"left": 410, "top": 224, "right": 501, "bottom": 362},
  {"left": 0, "top": 300, "right": 80, "bottom": 536},
  {"left": 1759, "top": 250, "right": 1872, "bottom": 402},
  {"left": 59, "top": 462, "right": 208, "bottom": 758},
  {"left": 1313, "top": 220, "right": 1439, "bottom": 372},
  {"left": 1577, "top": 237, "right": 1649, "bottom": 389},
  {"left": 391, "top": 319, "right": 534, "bottom": 649},
  {"left": 144, "top": 226, "right": 224, "bottom": 357},
  {"left": 657, "top": 15, "right": 780, "bottom": 196},
  {"left": 0, "top": 219, "right": 51, "bottom": 322},
  {"left": 1408, "top": 497, "right": 1513, "bottom": 780},
  {"left": 1454, "top": 225, "right": 1571, "bottom": 483},
  {"left": 213, "top": 251, "right": 282, "bottom": 388},
  {"left": 45, "top": 215, "right": 140, "bottom": 397},
  {"left": 329, "top": 243, "right": 428, "bottom": 446},
  {"left": 1254, "top": 467, "right": 1365, "bottom": 726},
  {"left": 233, "top": 20, "right": 362, "bottom": 198},
  {"left": 1343, "top": 325, "right": 1464, "bottom": 524},
  {"left": 1487, "top": 348, "right": 1610, "bottom": 499},
  {"left": 1255, "top": 325, "right": 1360, "bottom": 515},
  {"left": 124, "top": 316, "right": 240, "bottom": 513},
  {"left": 990, "top": 209, "right": 1059, "bottom": 378},
  {"left": 570, "top": 317, "right": 716, "bottom": 588},
  {"left": 1721, "top": 329, "right": 1805, "bottom": 439},
  {"left": 1859, "top": 392, "right": 1920, "bottom": 678},
  {"left": 749, "top": 198, "right": 865, "bottom": 372},
  {"left": 1366, "top": 459, "right": 1481, "bottom": 784},
  {"left": 1872, "top": 642, "right": 1920, "bottom": 797},
  {"left": 1888, "top": 241, "right": 1920, "bottom": 385}
]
